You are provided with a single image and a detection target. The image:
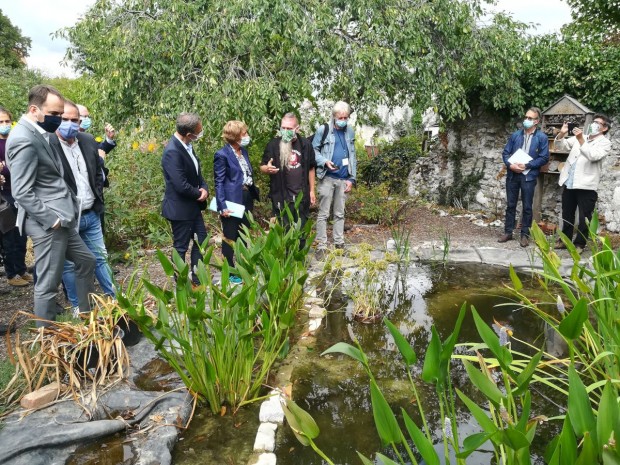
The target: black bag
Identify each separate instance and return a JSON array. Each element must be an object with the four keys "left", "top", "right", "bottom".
[
  {"left": 306, "top": 123, "right": 329, "bottom": 151},
  {"left": 0, "top": 193, "right": 16, "bottom": 234}
]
